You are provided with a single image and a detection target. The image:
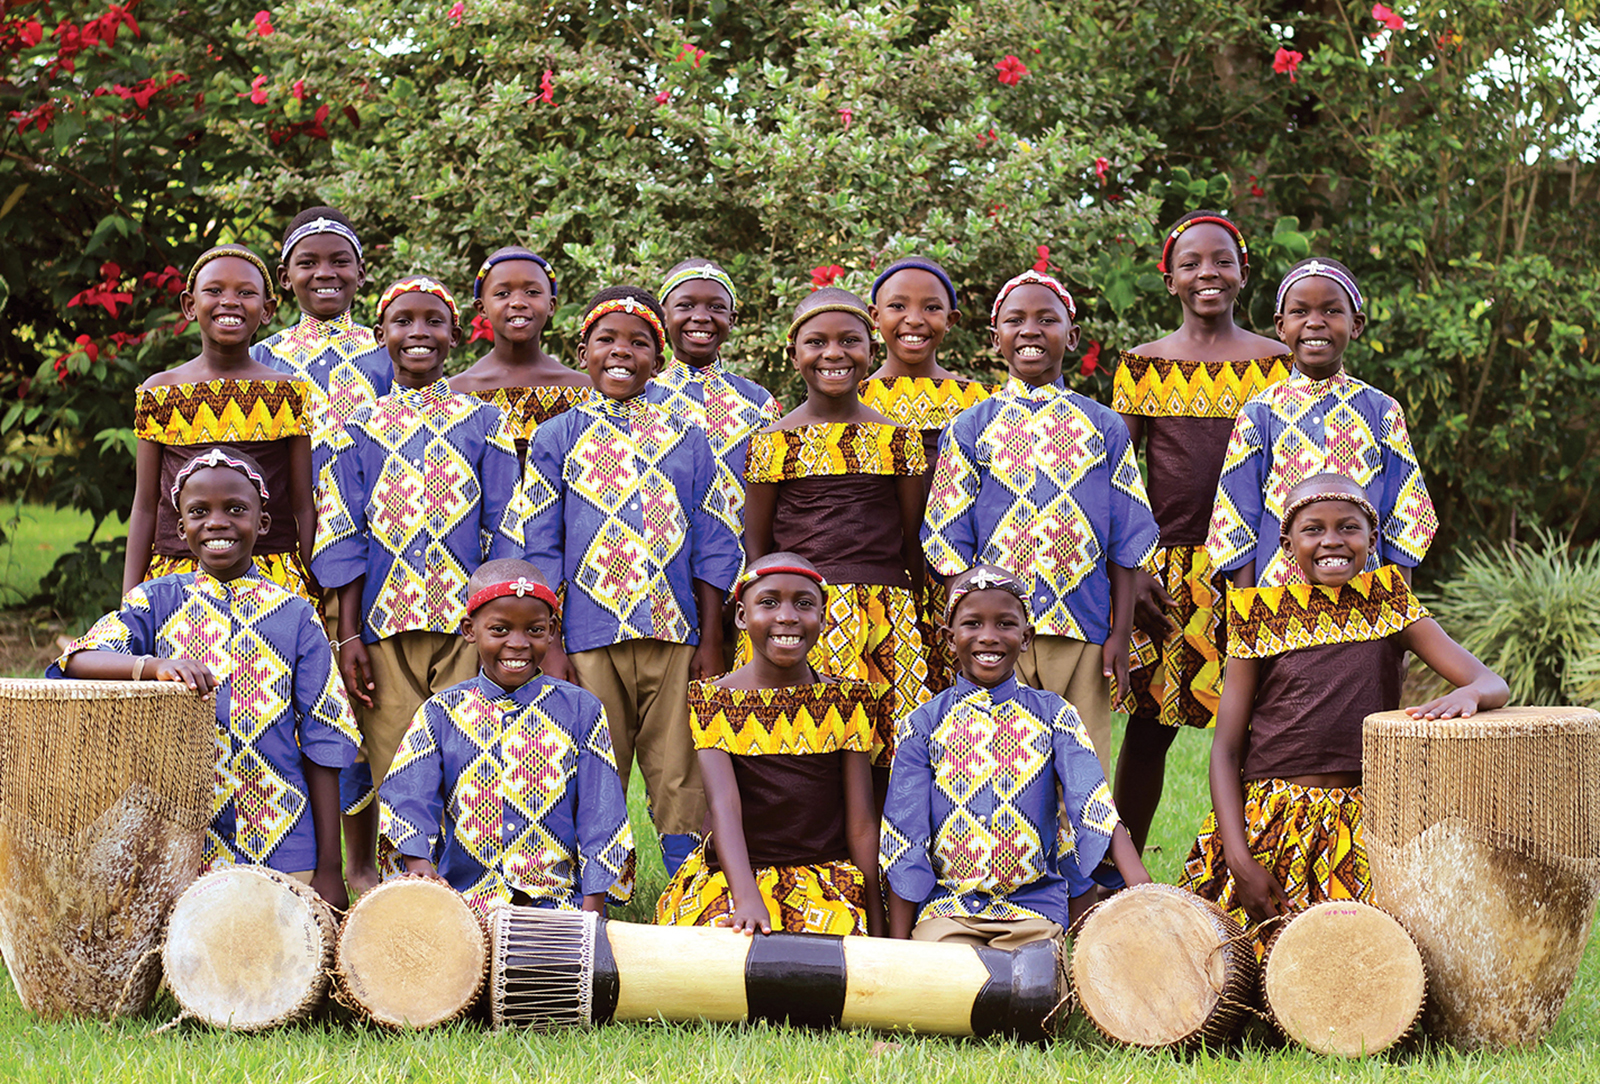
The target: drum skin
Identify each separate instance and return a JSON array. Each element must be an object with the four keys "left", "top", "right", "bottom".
[{"left": 335, "top": 876, "right": 488, "bottom": 1029}]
